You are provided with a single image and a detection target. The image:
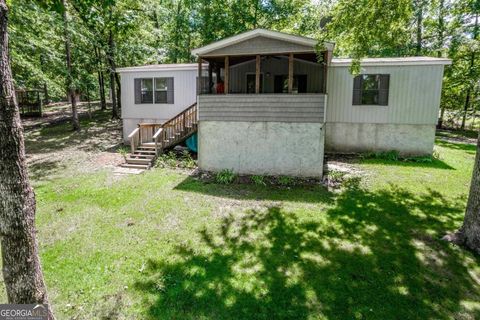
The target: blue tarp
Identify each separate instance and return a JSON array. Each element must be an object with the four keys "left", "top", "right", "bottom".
[{"left": 186, "top": 133, "right": 198, "bottom": 153}]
